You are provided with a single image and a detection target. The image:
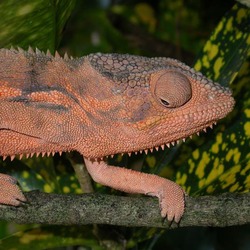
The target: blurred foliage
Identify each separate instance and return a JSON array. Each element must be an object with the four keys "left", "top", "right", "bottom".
[
  {"left": 0, "top": 0, "right": 249, "bottom": 249},
  {"left": 0, "top": 0, "right": 76, "bottom": 53}
]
